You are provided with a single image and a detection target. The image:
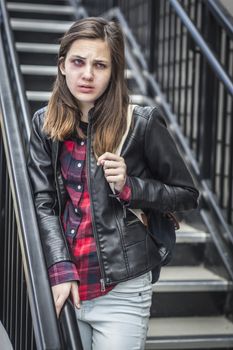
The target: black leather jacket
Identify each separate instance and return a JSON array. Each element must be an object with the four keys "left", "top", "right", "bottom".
[{"left": 27, "top": 105, "right": 199, "bottom": 288}]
